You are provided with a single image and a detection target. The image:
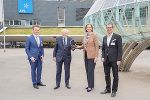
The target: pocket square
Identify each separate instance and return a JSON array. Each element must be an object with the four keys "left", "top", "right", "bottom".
[
  {"left": 40, "top": 42, "right": 43, "bottom": 46},
  {"left": 112, "top": 39, "right": 116, "bottom": 42},
  {"left": 111, "top": 43, "right": 115, "bottom": 45}
]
